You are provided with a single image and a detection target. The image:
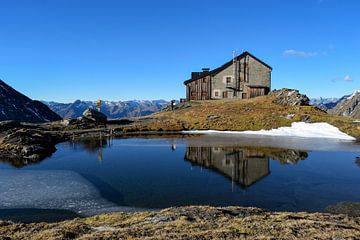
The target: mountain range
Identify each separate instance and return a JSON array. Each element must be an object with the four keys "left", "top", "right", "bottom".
[
  {"left": 0, "top": 78, "right": 359, "bottom": 123},
  {"left": 310, "top": 90, "right": 360, "bottom": 119},
  {"left": 328, "top": 90, "right": 360, "bottom": 119},
  {"left": 0, "top": 80, "right": 61, "bottom": 123},
  {"left": 309, "top": 97, "right": 340, "bottom": 111},
  {"left": 43, "top": 99, "right": 170, "bottom": 119}
]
